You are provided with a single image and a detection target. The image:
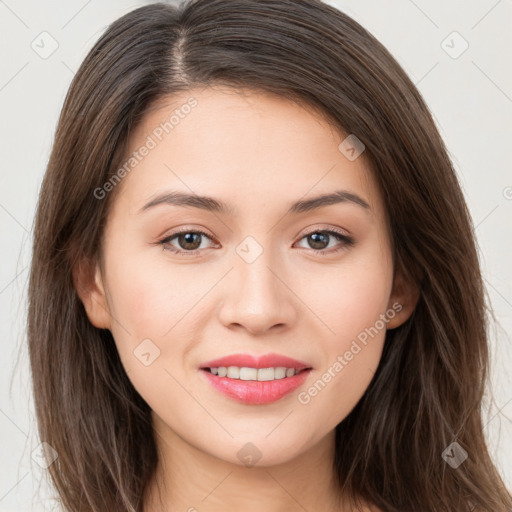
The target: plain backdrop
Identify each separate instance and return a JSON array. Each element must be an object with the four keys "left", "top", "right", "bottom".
[{"left": 1, "top": 0, "right": 511, "bottom": 510}]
